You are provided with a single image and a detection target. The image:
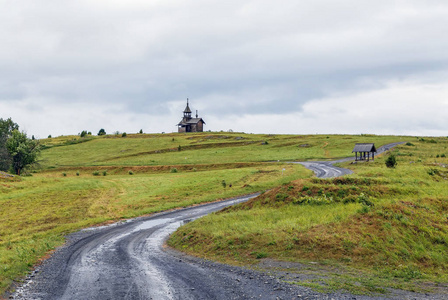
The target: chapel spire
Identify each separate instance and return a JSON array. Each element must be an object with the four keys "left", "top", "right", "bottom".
[{"left": 183, "top": 98, "right": 192, "bottom": 119}]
